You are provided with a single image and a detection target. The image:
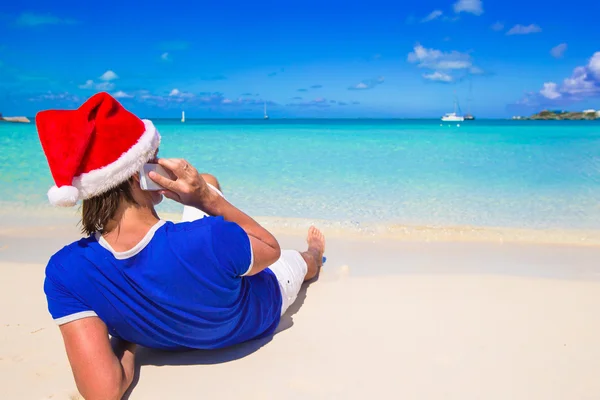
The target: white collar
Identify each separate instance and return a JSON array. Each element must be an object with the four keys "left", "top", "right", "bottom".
[{"left": 95, "top": 220, "right": 166, "bottom": 260}]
